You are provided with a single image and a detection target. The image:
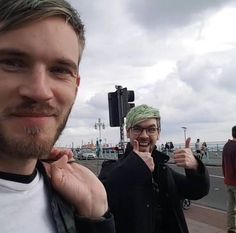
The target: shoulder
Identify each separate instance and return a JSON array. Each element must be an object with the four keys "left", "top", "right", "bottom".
[
  {"left": 99, "top": 159, "right": 118, "bottom": 180},
  {"left": 101, "top": 159, "right": 117, "bottom": 168}
]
